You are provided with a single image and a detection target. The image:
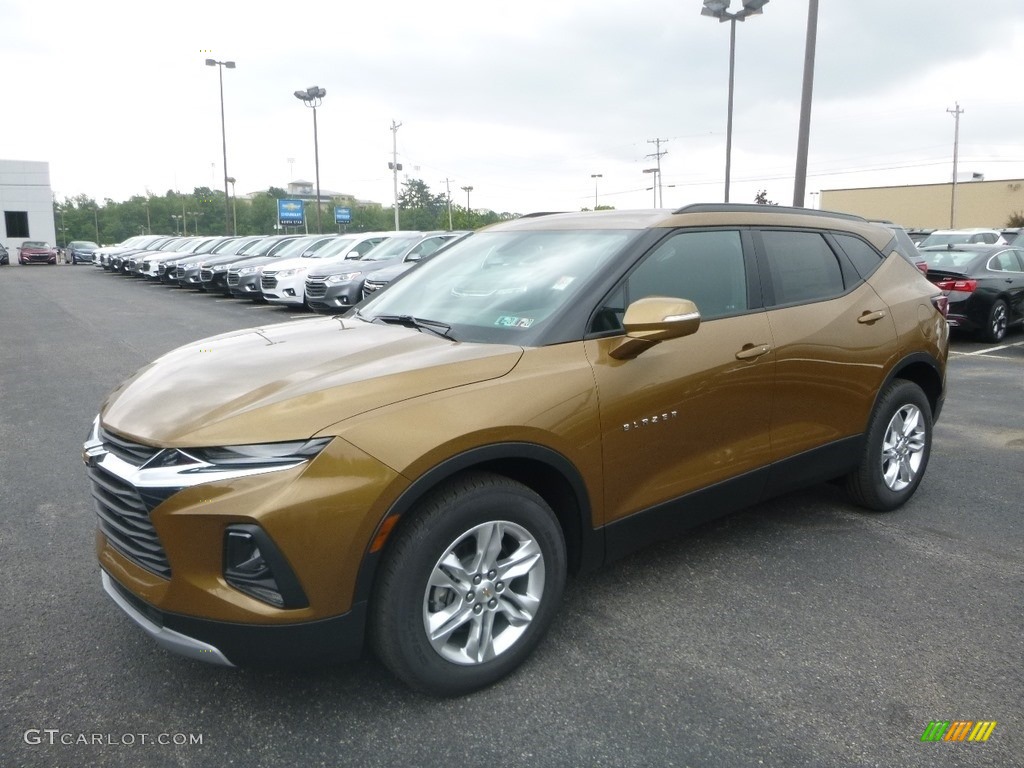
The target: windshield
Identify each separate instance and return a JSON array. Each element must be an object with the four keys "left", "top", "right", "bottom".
[
  {"left": 918, "top": 249, "right": 984, "bottom": 270},
  {"left": 360, "top": 235, "right": 424, "bottom": 261},
  {"left": 358, "top": 229, "right": 632, "bottom": 344},
  {"left": 193, "top": 238, "right": 223, "bottom": 254},
  {"left": 918, "top": 232, "right": 983, "bottom": 247},
  {"left": 24, "top": 241, "right": 49, "bottom": 248},
  {"left": 304, "top": 237, "right": 356, "bottom": 258},
  {"left": 271, "top": 236, "right": 327, "bottom": 258},
  {"left": 73, "top": 241, "right": 99, "bottom": 249}
]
